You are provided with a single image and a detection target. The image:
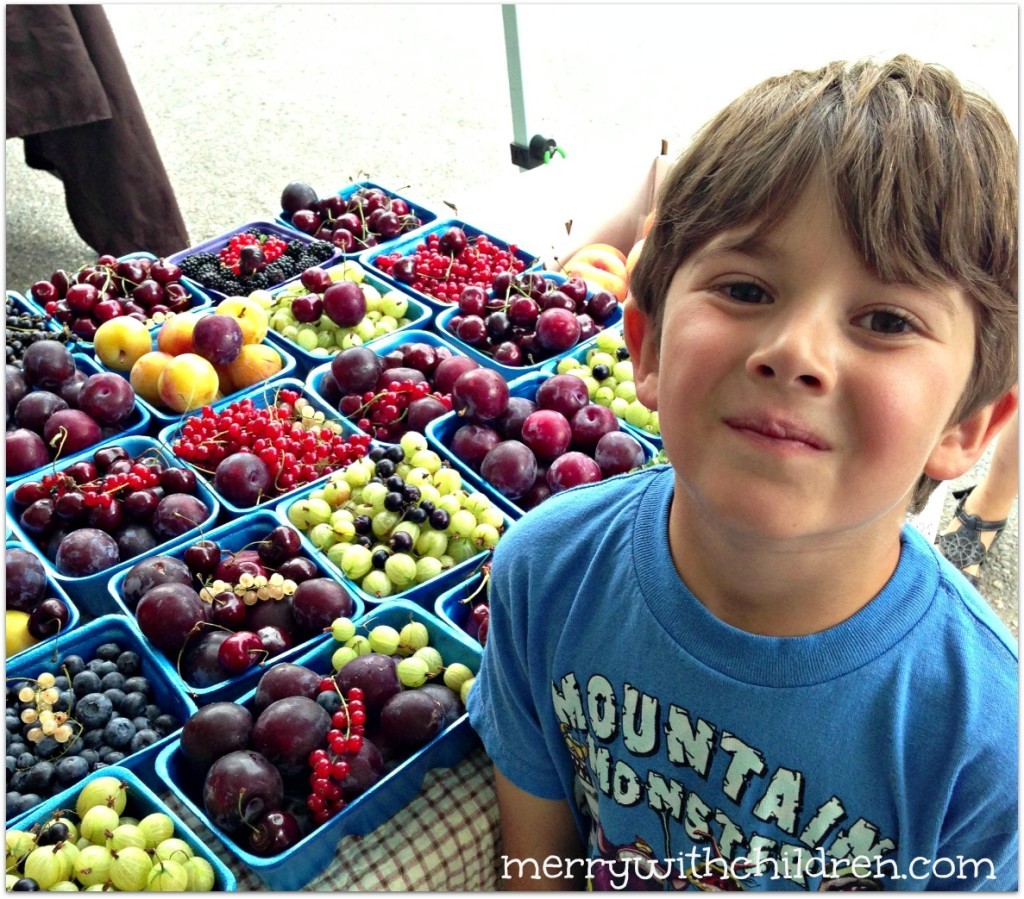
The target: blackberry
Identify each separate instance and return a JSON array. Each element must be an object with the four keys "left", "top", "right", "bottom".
[
  {"left": 244, "top": 227, "right": 265, "bottom": 239},
  {"left": 309, "top": 240, "right": 335, "bottom": 261},
  {"left": 263, "top": 262, "right": 291, "bottom": 286},
  {"left": 178, "top": 252, "right": 218, "bottom": 277},
  {"left": 244, "top": 272, "right": 271, "bottom": 291},
  {"left": 285, "top": 240, "right": 306, "bottom": 259}
]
